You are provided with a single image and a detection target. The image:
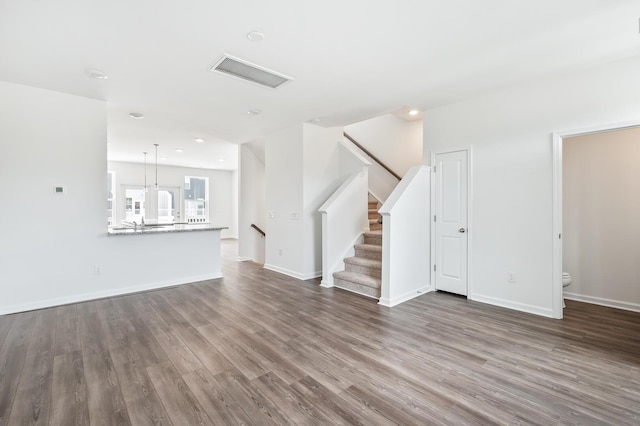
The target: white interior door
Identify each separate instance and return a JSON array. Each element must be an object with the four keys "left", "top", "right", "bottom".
[{"left": 434, "top": 150, "right": 468, "bottom": 296}]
